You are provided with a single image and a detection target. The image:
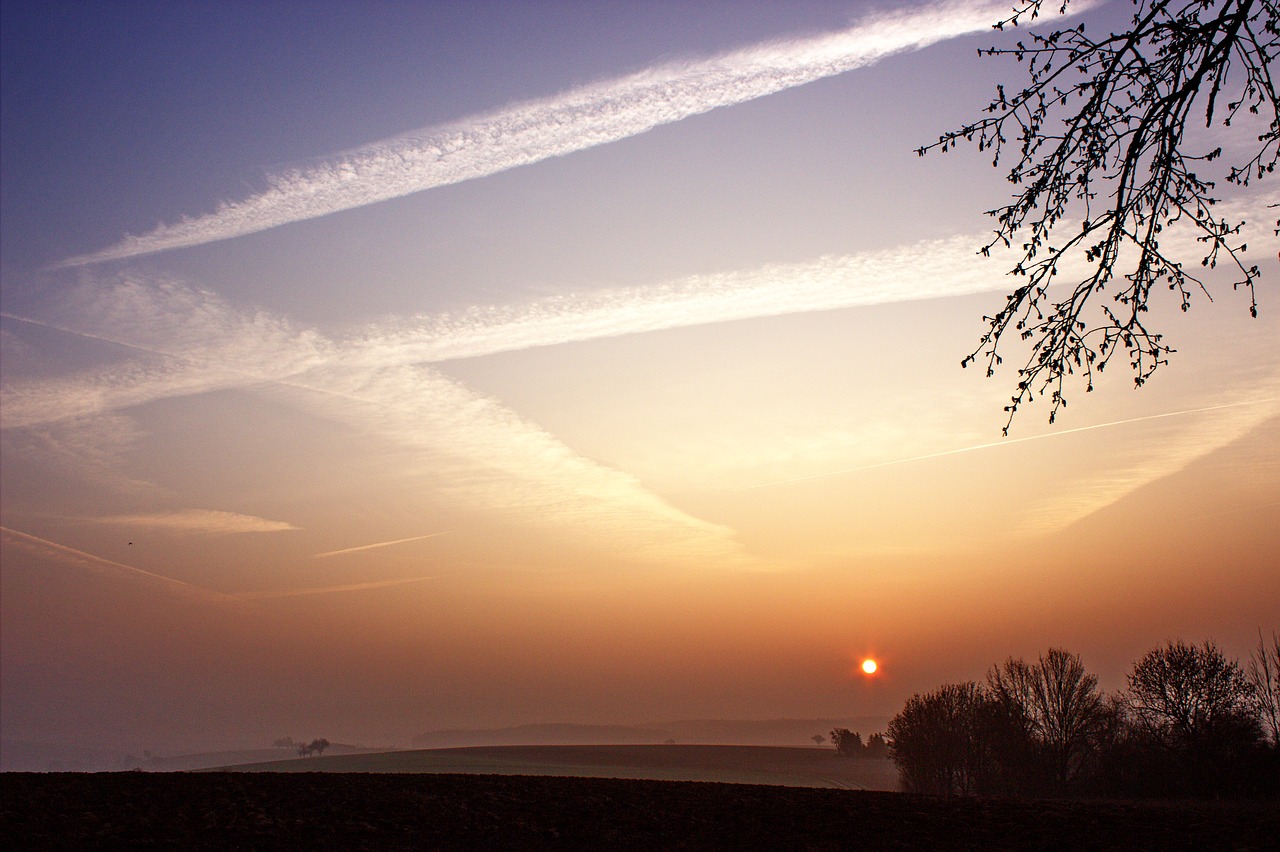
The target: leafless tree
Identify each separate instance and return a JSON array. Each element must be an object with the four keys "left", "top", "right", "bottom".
[
  {"left": 987, "top": 647, "right": 1106, "bottom": 788},
  {"left": 887, "top": 682, "right": 999, "bottom": 796},
  {"left": 1126, "top": 639, "right": 1258, "bottom": 744},
  {"left": 1247, "top": 629, "right": 1280, "bottom": 745},
  {"left": 921, "top": 0, "right": 1279, "bottom": 432}
]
